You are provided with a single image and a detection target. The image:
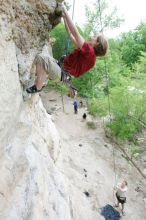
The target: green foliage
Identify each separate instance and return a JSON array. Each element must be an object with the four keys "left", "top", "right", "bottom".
[
  {"left": 121, "top": 34, "right": 144, "bottom": 67},
  {"left": 57, "top": 83, "right": 69, "bottom": 94},
  {"left": 48, "top": 81, "right": 69, "bottom": 94},
  {"left": 50, "top": 23, "right": 73, "bottom": 60},
  {"left": 107, "top": 117, "right": 139, "bottom": 141},
  {"left": 87, "top": 97, "right": 108, "bottom": 117},
  {"left": 84, "top": 0, "right": 124, "bottom": 36},
  {"left": 88, "top": 98, "right": 99, "bottom": 116},
  {"left": 133, "top": 52, "right": 146, "bottom": 78},
  {"left": 120, "top": 23, "right": 146, "bottom": 67},
  {"left": 136, "top": 22, "right": 146, "bottom": 46},
  {"left": 106, "top": 86, "right": 146, "bottom": 141}
]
